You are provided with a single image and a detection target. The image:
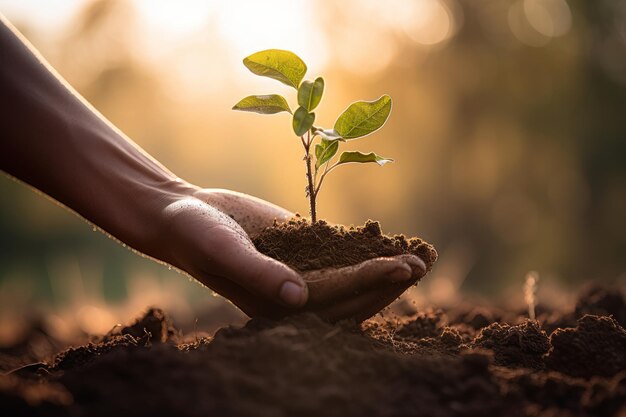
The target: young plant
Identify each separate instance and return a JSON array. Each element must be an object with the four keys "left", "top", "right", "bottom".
[{"left": 233, "top": 49, "right": 393, "bottom": 223}]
